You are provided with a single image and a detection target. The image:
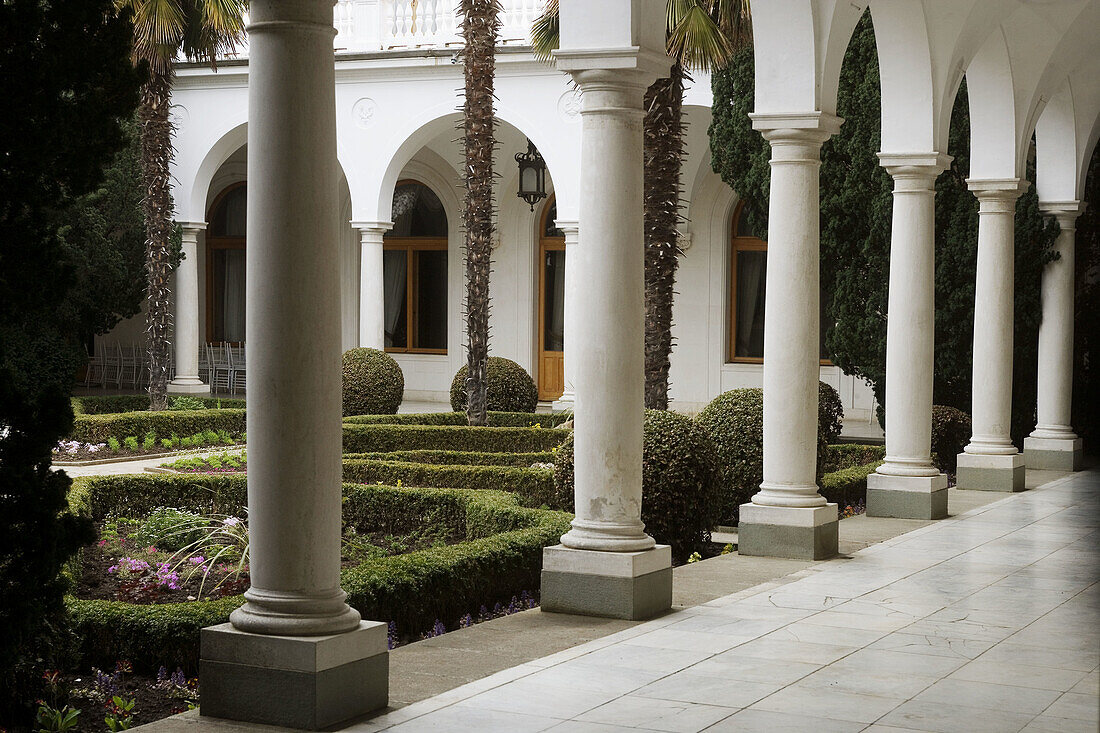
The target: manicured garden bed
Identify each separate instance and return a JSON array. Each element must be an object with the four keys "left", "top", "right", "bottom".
[{"left": 65, "top": 473, "right": 572, "bottom": 674}]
